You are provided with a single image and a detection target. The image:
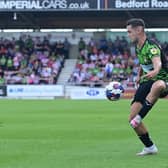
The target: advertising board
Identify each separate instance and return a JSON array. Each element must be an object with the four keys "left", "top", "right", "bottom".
[
  {"left": 0, "top": 0, "right": 98, "bottom": 11},
  {"left": 102, "top": 0, "right": 168, "bottom": 10},
  {"left": 7, "top": 85, "right": 64, "bottom": 97}
]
